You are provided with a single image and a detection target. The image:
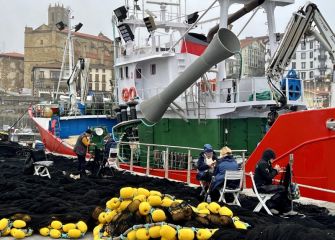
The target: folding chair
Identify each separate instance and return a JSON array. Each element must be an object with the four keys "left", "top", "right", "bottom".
[
  {"left": 249, "top": 172, "right": 274, "bottom": 215},
  {"left": 33, "top": 161, "right": 53, "bottom": 179},
  {"left": 218, "top": 170, "right": 244, "bottom": 206},
  {"left": 31, "top": 149, "right": 53, "bottom": 179}
]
